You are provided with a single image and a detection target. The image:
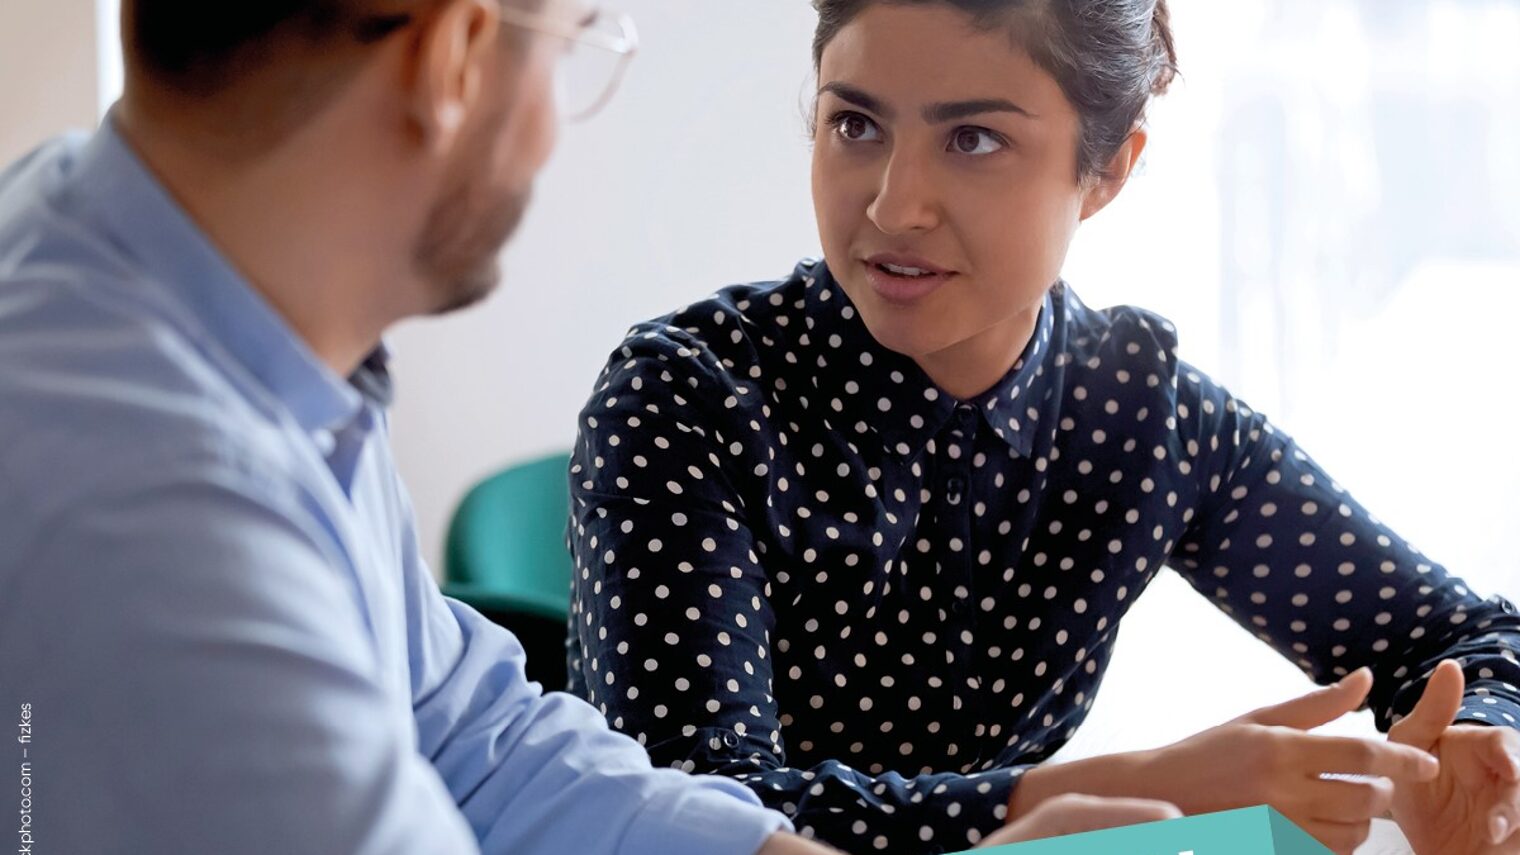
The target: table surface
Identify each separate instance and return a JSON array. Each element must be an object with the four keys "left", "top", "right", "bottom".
[{"left": 1358, "top": 819, "right": 1413, "bottom": 854}]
